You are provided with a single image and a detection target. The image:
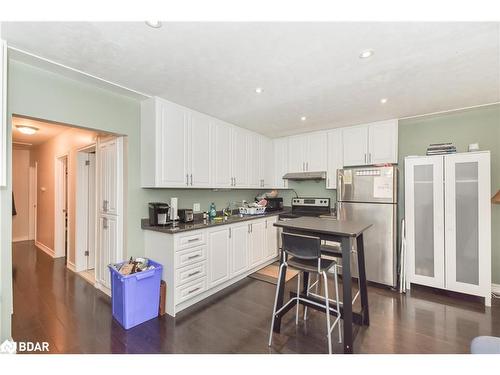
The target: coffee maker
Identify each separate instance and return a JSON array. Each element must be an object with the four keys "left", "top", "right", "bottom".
[{"left": 148, "top": 202, "right": 170, "bottom": 226}]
